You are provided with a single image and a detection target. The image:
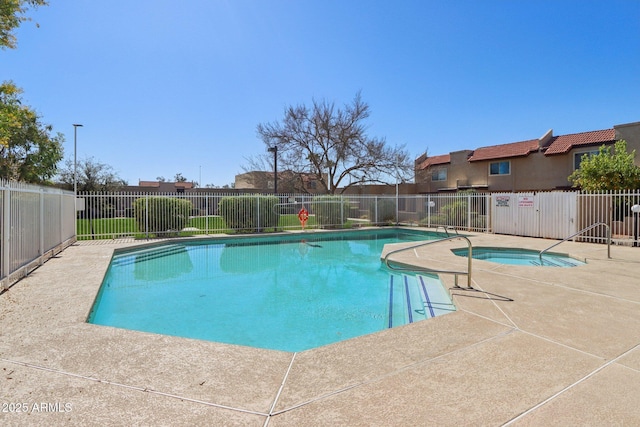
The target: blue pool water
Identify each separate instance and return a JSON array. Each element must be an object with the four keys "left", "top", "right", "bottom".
[
  {"left": 88, "top": 229, "right": 456, "bottom": 352},
  {"left": 451, "top": 247, "right": 586, "bottom": 267}
]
